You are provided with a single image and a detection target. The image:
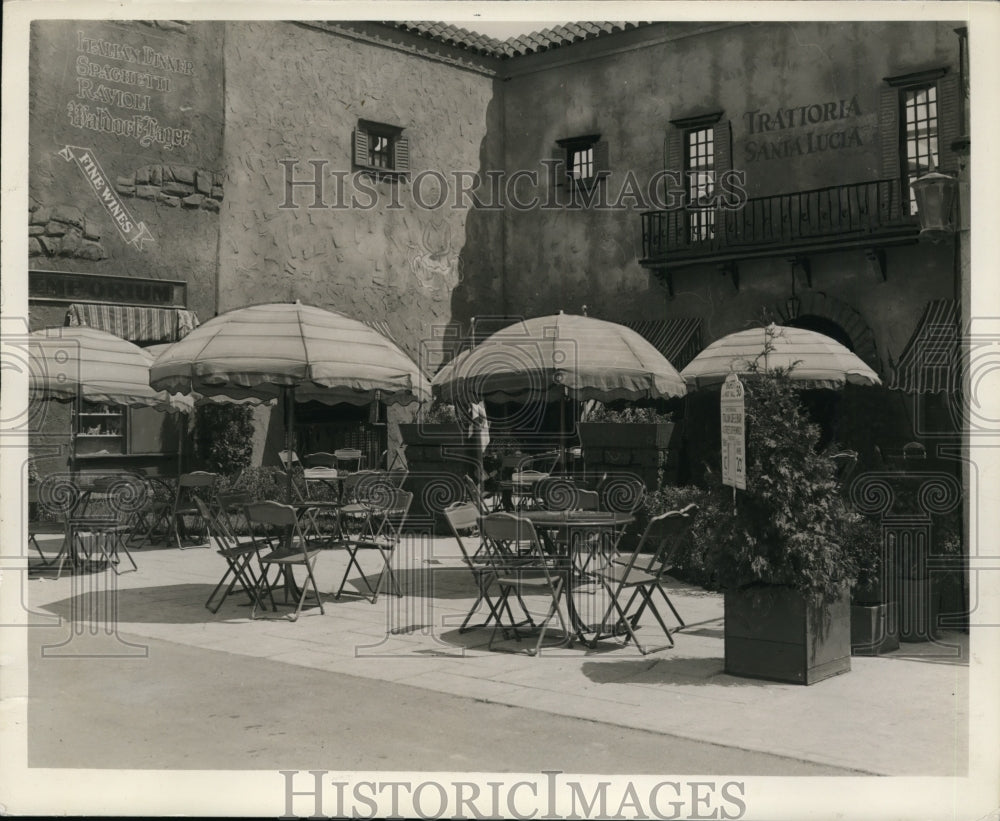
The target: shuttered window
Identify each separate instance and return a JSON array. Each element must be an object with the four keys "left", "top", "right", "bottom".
[
  {"left": 880, "top": 68, "right": 960, "bottom": 217},
  {"left": 354, "top": 120, "right": 409, "bottom": 178}
]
